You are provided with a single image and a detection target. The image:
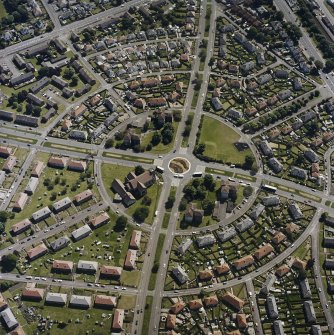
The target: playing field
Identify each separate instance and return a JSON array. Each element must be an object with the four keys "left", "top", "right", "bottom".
[{"left": 198, "top": 115, "right": 253, "bottom": 164}]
